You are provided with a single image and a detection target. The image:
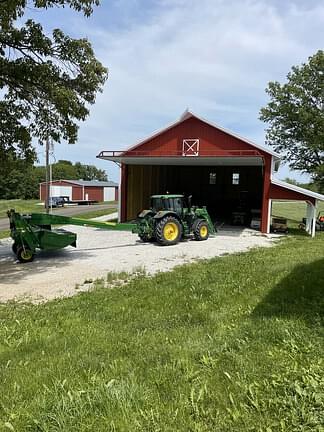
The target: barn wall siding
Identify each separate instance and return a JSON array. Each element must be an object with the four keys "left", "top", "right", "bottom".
[
  {"left": 270, "top": 184, "right": 316, "bottom": 204},
  {"left": 124, "top": 117, "right": 268, "bottom": 158},
  {"left": 40, "top": 181, "right": 117, "bottom": 202},
  {"left": 40, "top": 181, "right": 82, "bottom": 201},
  {"left": 84, "top": 186, "right": 103, "bottom": 201},
  {"left": 261, "top": 154, "right": 272, "bottom": 233},
  {"left": 72, "top": 187, "right": 83, "bottom": 200}
]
